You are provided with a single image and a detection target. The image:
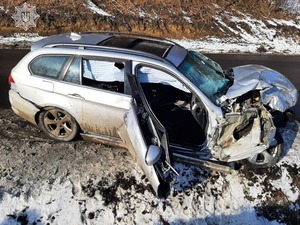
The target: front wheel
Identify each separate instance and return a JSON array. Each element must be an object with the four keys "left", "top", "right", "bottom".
[
  {"left": 38, "top": 107, "right": 79, "bottom": 142},
  {"left": 241, "top": 132, "right": 283, "bottom": 169}
]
